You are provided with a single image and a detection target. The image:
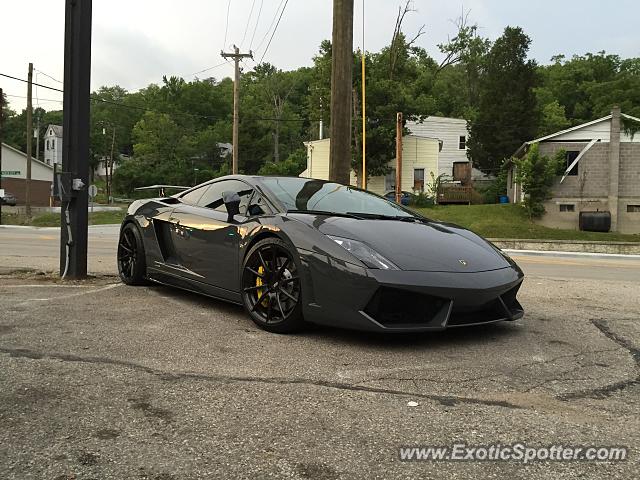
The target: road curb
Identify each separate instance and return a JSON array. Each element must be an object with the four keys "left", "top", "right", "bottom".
[
  {"left": 0, "top": 224, "right": 121, "bottom": 230},
  {"left": 490, "top": 238, "right": 640, "bottom": 255},
  {"left": 503, "top": 249, "right": 640, "bottom": 260}
]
